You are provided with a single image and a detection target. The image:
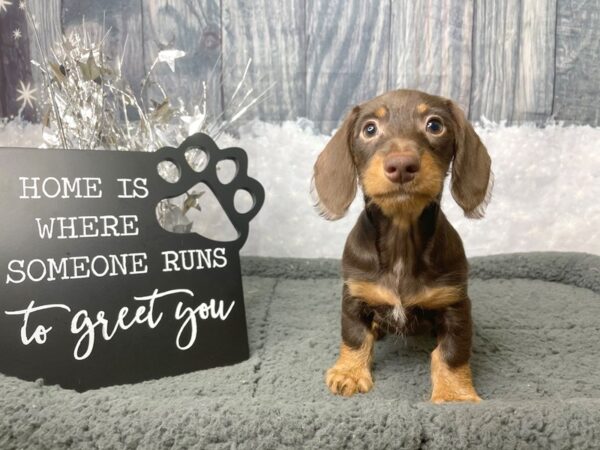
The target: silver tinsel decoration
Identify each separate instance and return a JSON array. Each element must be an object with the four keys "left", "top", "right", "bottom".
[{"left": 24, "top": 8, "right": 271, "bottom": 233}]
